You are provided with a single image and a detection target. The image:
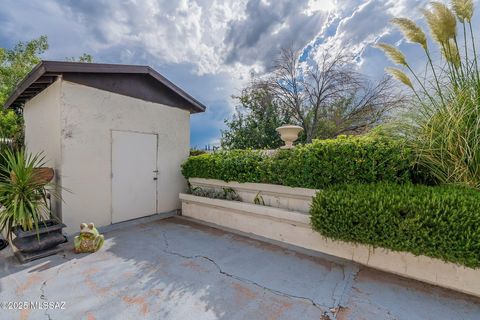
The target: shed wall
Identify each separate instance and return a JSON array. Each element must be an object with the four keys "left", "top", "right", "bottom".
[
  {"left": 59, "top": 80, "right": 190, "bottom": 233},
  {"left": 23, "top": 79, "right": 63, "bottom": 219}
]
